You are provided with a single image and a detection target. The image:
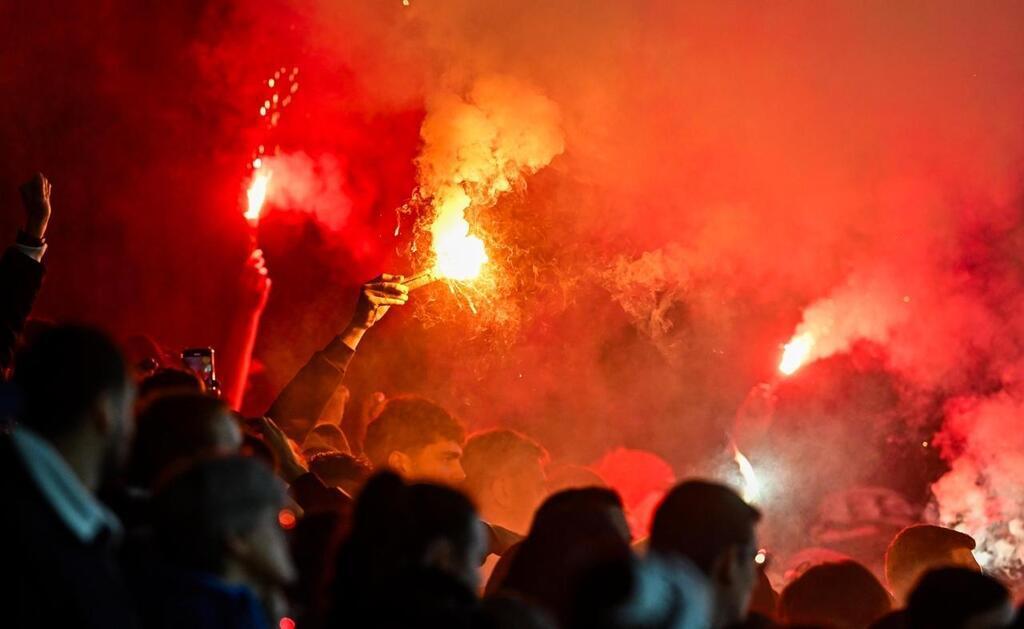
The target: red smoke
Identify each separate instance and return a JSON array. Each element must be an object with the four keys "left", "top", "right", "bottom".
[{"left": 5, "top": 0, "right": 1024, "bottom": 568}]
